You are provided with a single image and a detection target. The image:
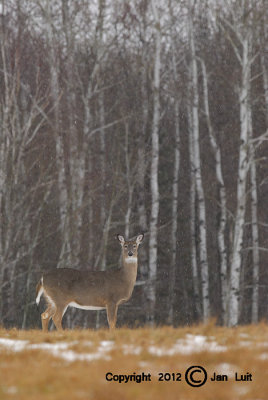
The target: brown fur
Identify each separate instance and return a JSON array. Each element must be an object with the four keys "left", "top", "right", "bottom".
[{"left": 36, "top": 234, "right": 144, "bottom": 331}]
